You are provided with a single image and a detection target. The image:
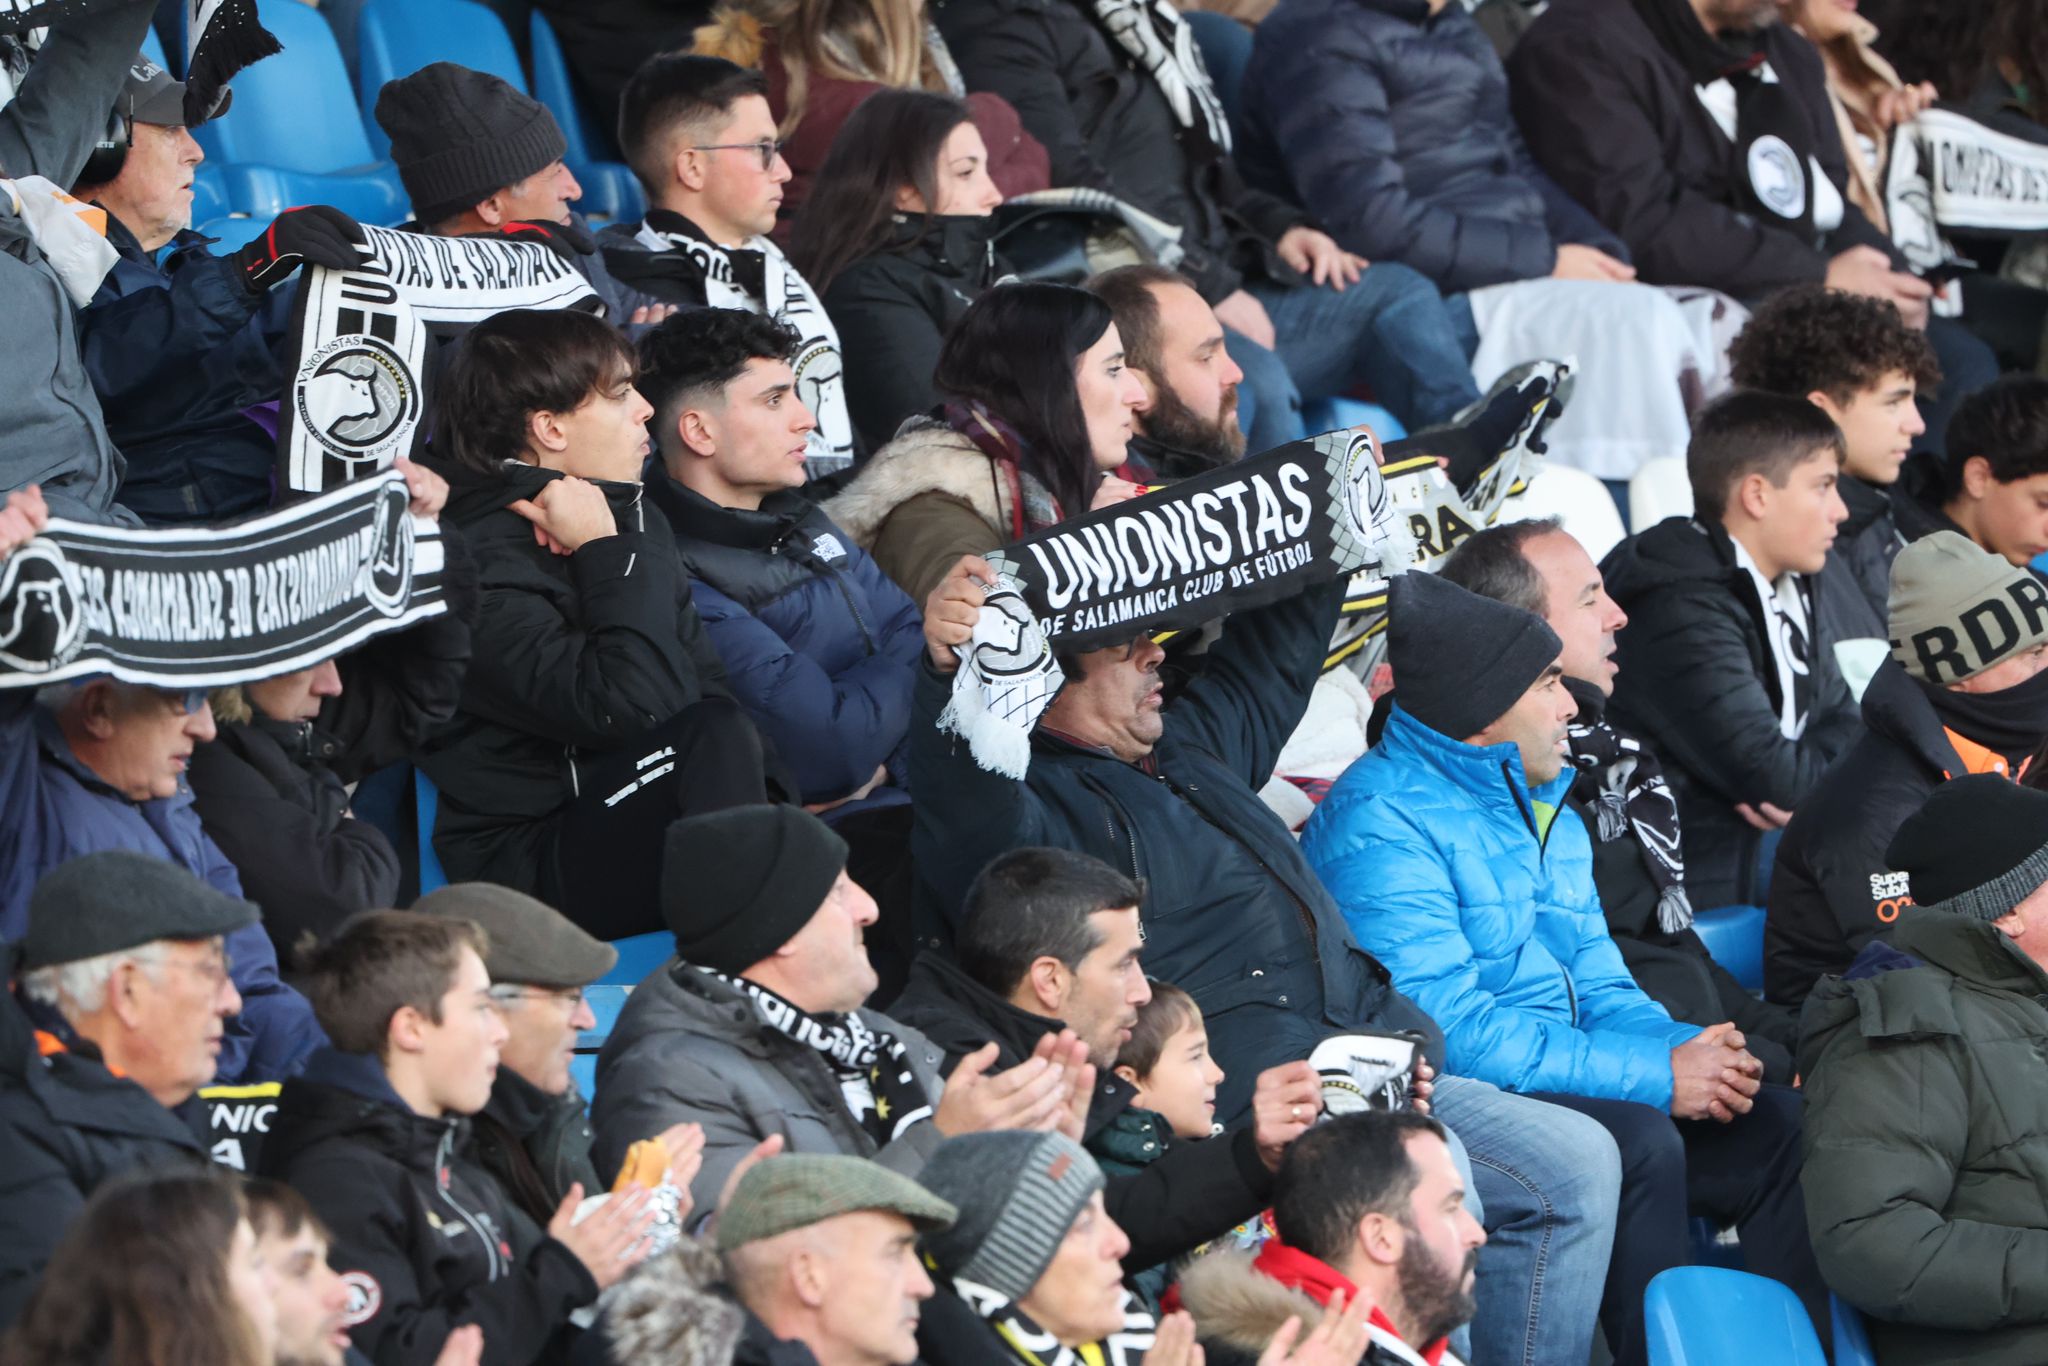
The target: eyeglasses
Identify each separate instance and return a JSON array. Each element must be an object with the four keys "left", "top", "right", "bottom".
[
  {"left": 488, "top": 985, "right": 585, "bottom": 1010},
  {"left": 691, "top": 139, "right": 783, "bottom": 172},
  {"left": 155, "top": 688, "right": 209, "bottom": 715}
]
